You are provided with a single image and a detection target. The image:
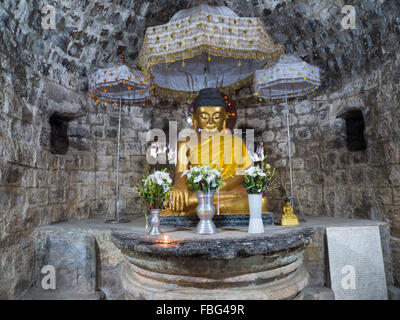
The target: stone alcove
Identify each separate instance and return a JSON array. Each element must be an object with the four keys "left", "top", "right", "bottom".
[{"left": 338, "top": 109, "right": 367, "bottom": 152}]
